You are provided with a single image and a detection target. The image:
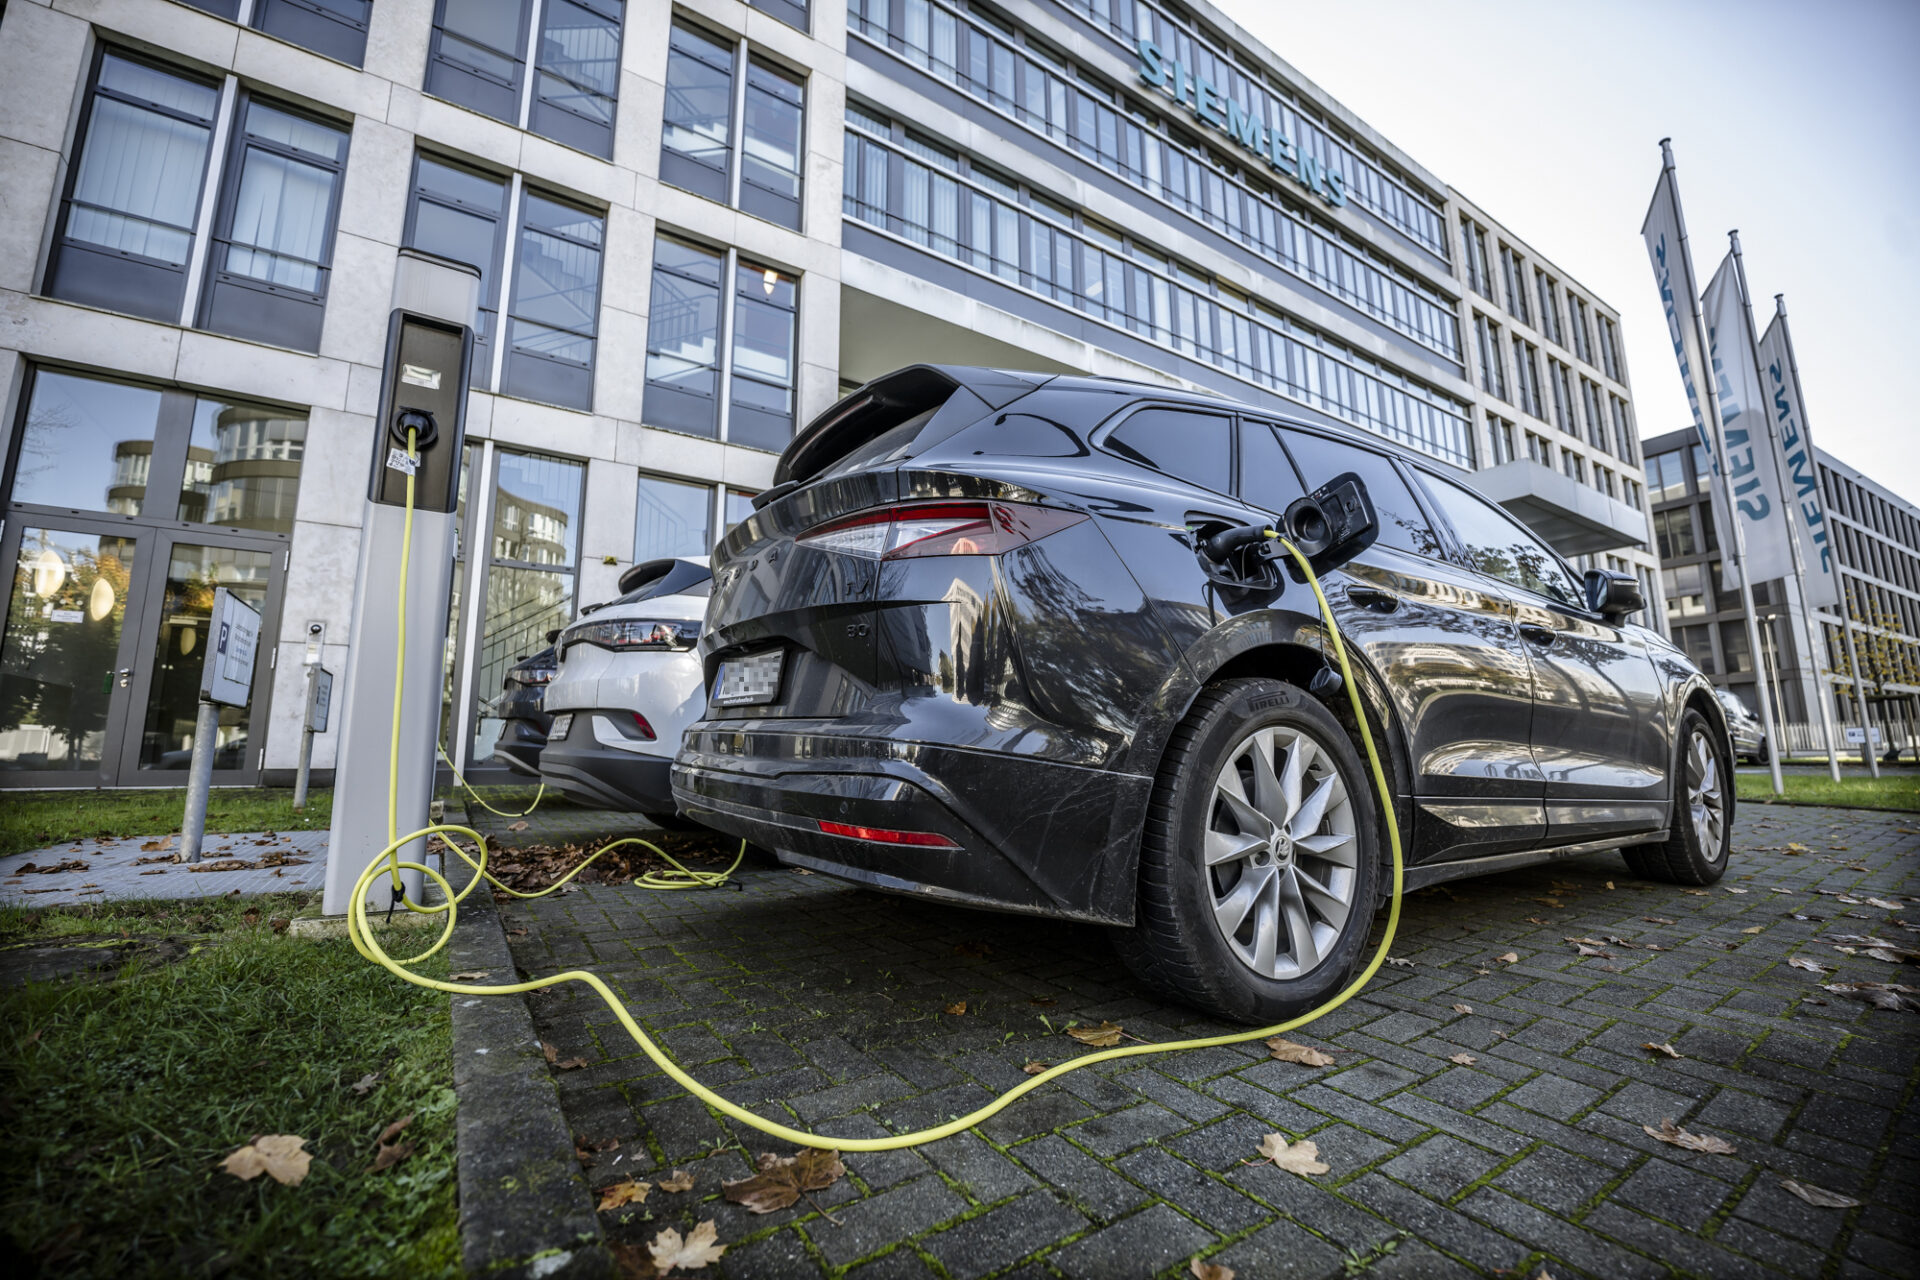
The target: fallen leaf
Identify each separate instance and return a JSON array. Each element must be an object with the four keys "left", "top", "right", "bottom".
[
  {"left": 1569, "top": 942, "right": 1615, "bottom": 958},
  {"left": 1643, "top": 1118, "right": 1736, "bottom": 1155},
  {"left": 1606, "top": 881, "right": 1615, "bottom": 890},
  {"left": 1531, "top": 896, "right": 1565, "bottom": 908},
  {"left": 1449, "top": 1052, "right": 1477, "bottom": 1065},
  {"left": 1643, "top": 1042, "right": 1683, "bottom": 1059},
  {"left": 1022, "top": 1060, "right": 1052, "bottom": 1075},
  {"left": 1189, "top": 1257, "right": 1236, "bottom": 1280},
  {"left": 140, "top": 839, "right": 170, "bottom": 852},
  {"left": 449, "top": 971, "right": 489, "bottom": 981},
  {"left": 221, "top": 1135, "right": 312, "bottom": 1185},
  {"left": 540, "top": 1041, "right": 589, "bottom": 1070},
  {"left": 597, "top": 1179, "right": 651, "bottom": 1211},
  {"left": 1385, "top": 956, "right": 1415, "bottom": 969},
  {"left": 1785, "top": 842, "right": 1810, "bottom": 854},
  {"left": 1255, "top": 1133, "right": 1329, "bottom": 1176},
  {"left": 1866, "top": 897, "right": 1901, "bottom": 910},
  {"left": 1028, "top": 996, "right": 1057, "bottom": 1006},
  {"left": 658, "top": 1169, "right": 695, "bottom": 1193},
  {"left": 1066, "top": 1021, "right": 1125, "bottom": 1047},
  {"left": 369, "top": 1139, "right": 416, "bottom": 1172},
  {"left": 376, "top": 1114, "right": 414, "bottom": 1145},
  {"left": 1725, "top": 887, "right": 1749, "bottom": 895},
  {"left": 509, "top": 821, "right": 530, "bottom": 832},
  {"left": 270, "top": 917, "right": 291, "bottom": 934},
  {"left": 1779, "top": 1178, "right": 1860, "bottom": 1209},
  {"left": 1683, "top": 889, "right": 1710, "bottom": 896},
  {"left": 944, "top": 1001, "right": 968, "bottom": 1016},
  {"left": 1741, "top": 926, "right": 1764, "bottom": 935},
  {"left": 1822, "top": 981, "right": 1920, "bottom": 1012},
  {"left": 1787, "top": 957, "right": 1830, "bottom": 973},
  {"left": 1644, "top": 916, "right": 1676, "bottom": 925},
  {"left": 1495, "top": 952, "right": 1519, "bottom": 964},
  {"left": 722, "top": 1148, "right": 846, "bottom": 1213},
  {"left": 1451, "top": 1004, "right": 1473, "bottom": 1015},
  {"left": 1264, "top": 1037, "right": 1334, "bottom": 1067},
  {"left": 1473, "top": 967, "right": 1491, "bottom": 975},
  {"left": 649, "top": 1220, "right": 725, "bottom": 1274}
]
